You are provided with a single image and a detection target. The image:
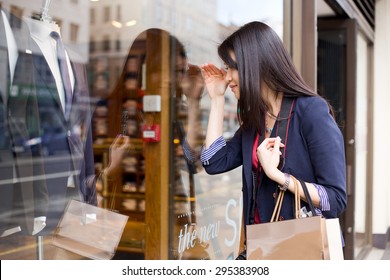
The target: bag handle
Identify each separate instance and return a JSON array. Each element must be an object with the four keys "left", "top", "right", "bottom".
[
  {"left": 271, "top": 176, "right": 319, "bottom": 221},
  {"left": 270, "top": 190, "right": 284, "bottom": 222},
  {"left": 291, "top": 176, "right": 301, "bottom": 219},
  {"left": 294, "top": 177, "right": 300, "bottom": 219},
  {"left": 291, "top": 175, "right": 317, "bottom": 217},
  {"left": 298, "top": 178, "right": 317, "bottom": 216},
  {"left": 270, "top": 177, "right": 301, "bottom": 222}
]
